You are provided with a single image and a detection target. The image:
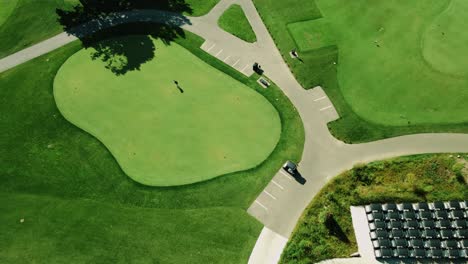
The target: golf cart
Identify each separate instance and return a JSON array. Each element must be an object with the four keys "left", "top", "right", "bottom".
[
  {"left": 282, "top": 161, "right": 298, "bottom": 176},
  {"left": 253, "top": 62, "right": 264, "bottom": 75},
  {"left": 282, "top": 161, "right": 306, "bottom": 184}
]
